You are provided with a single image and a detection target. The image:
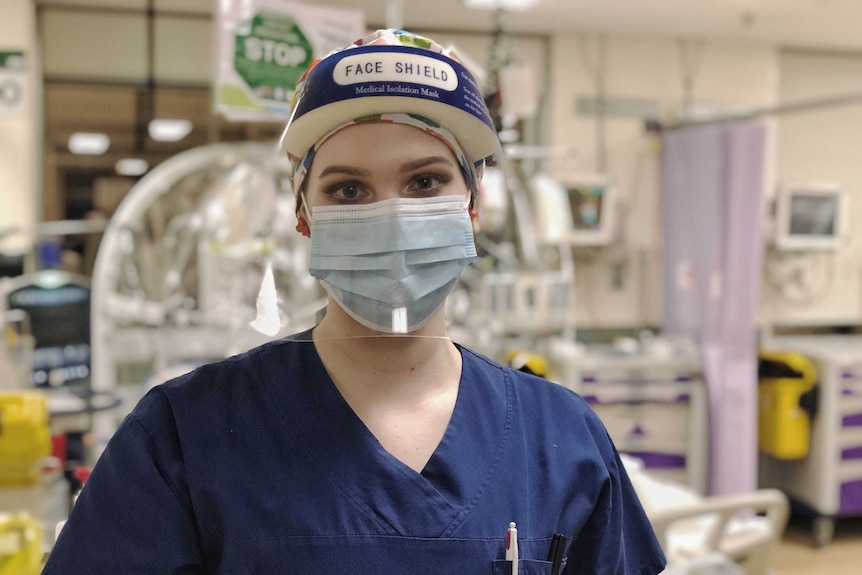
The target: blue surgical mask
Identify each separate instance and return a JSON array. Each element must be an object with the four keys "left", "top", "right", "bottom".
[{"left": 308, "top": 196, "right": 476, "bottom": 333}]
